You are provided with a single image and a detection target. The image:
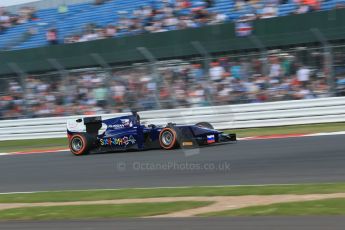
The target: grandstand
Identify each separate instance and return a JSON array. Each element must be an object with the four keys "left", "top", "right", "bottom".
[
  {"left": 0, "top": 0, "right": 340, "bottom": 50},
  {"left": 0, "top": 0, "right": 344, "bottom": 120}
]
